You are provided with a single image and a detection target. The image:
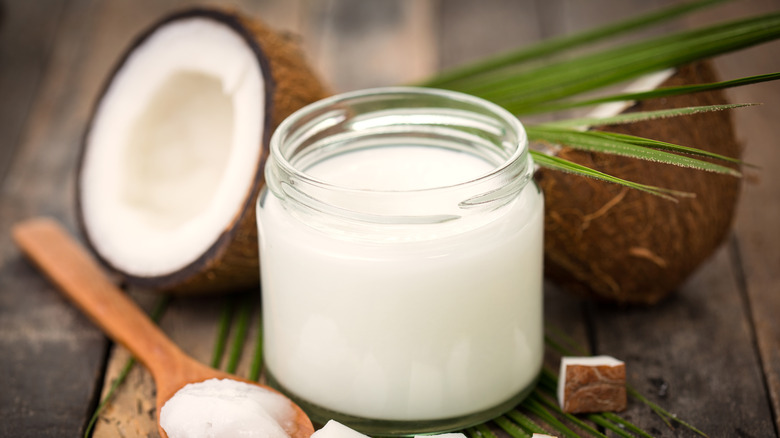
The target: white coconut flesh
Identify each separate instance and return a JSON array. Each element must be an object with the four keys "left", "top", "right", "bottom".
[{"left": 80, "top": 16, "right": 264, "bottom": 278}]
